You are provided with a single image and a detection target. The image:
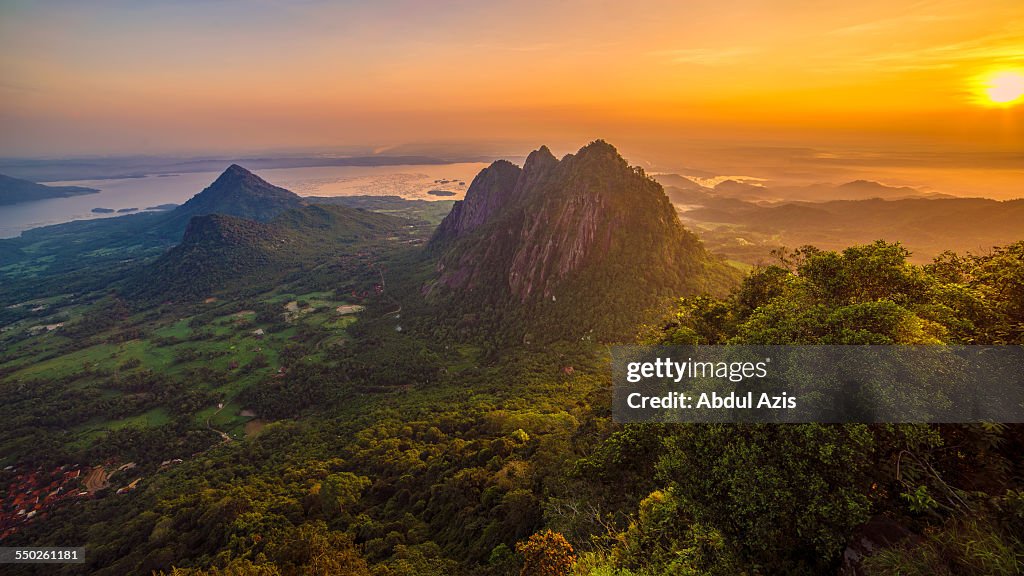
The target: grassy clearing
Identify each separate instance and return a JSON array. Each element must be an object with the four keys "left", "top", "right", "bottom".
[
  {"left": 68, "top": 407, "right": 173, "bottom": 448},
  {"left": 109, "top": 407, "right": 172, "bottom": 429},
  {"left": 152, "top": 317, "right": 193, "bottom": 340},
  {"left": 2, "top": 283, "right": 367, "bottom": 458},
  {"left": 0, "top": 261, "right": 51, "bottom": 276},
  {"left": 194, "top": 405, "right": 219, "bottom": 427},
  {"left": 10, "top": 342, "right": 125, "bottom": 380},
  {"left": 449, "top": 345, "right": 482, "bottom": 373},
  {"left": 210, "top": 400, "right": 255, "bottom": 439},
  {"left": 726, "top": 259, "right": 754, "bottom": 272},
  {"left": 62, "top": 429, "right": 108, "bottom": 452}
]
